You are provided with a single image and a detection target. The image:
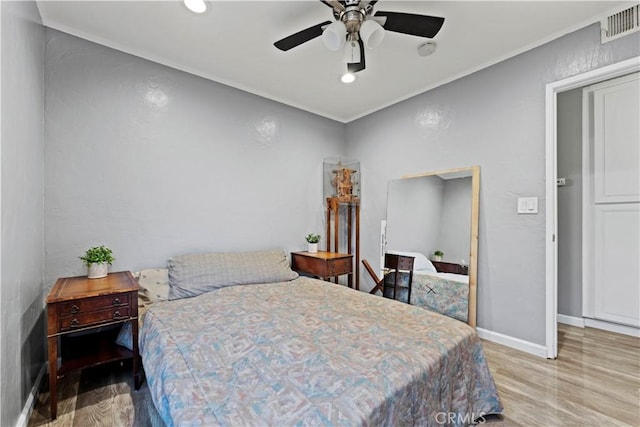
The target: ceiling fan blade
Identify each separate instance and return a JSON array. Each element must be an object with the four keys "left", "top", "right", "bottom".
[
  {"left": 374, "top": 11, "right": 444, "bottom": 38},
  {"left": 274, "top": 21, "right": 332, "bottom": 51},
  {"left": 368, "top": 16, "right": 387, "bottom": 26},
  {"left": 358, "top": 0, "right": 378, "bottom": 10},
  {"left": 320, "top": 0, "right": 345, "bottom": 12},
  {"left": 347, "top": 38, "right": 366, "bottom": 73}
]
